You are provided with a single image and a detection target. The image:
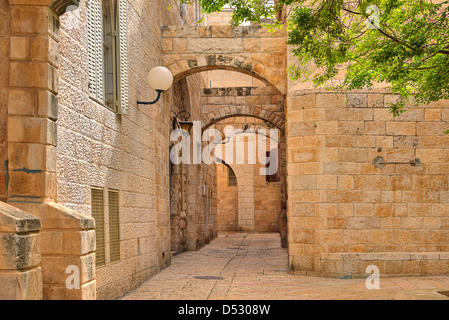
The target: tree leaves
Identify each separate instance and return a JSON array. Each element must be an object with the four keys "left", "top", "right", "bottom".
[{"left": 186, "top": 0, "right": 449, "bottom": 115}]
